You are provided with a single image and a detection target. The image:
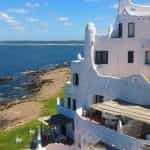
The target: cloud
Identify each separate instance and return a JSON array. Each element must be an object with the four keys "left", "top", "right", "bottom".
[
  {"left": 57, "top": 16, "right": 72, "bottom": 26},
  {"left": 25, "top": 2, "right": 40, "bottom": 8},
  {"left": 0, "top": 12, "right": 19, "bottom": 25},
  {"left": 0, "top": 12, "right": 24, "bottom": 32},
  {"left": 7, "top": 8, "right": 28, "bottom": 14},
  {"left": 25, "top": 17, "right": 39, "bottom": 23},
  {"left": 57, "top": 17, "right": 70, "bottom": 22},
  {"left": 112, "top": 3, "right": 118, "bottom": 9}
]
